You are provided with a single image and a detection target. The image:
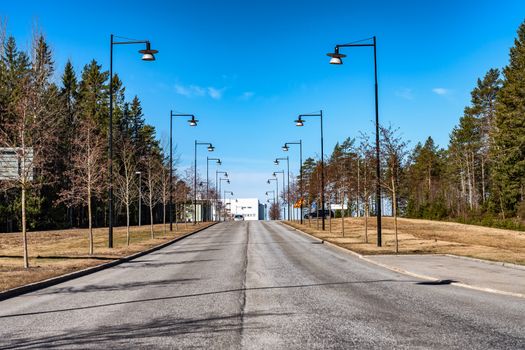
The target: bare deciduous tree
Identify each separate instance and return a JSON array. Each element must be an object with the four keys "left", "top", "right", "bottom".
[
  {"left": 57, "top": 118, "right": 105, "bottom": 255},
  {"left": 114, "top": 138, "right": 138, "bottom": 245}
]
